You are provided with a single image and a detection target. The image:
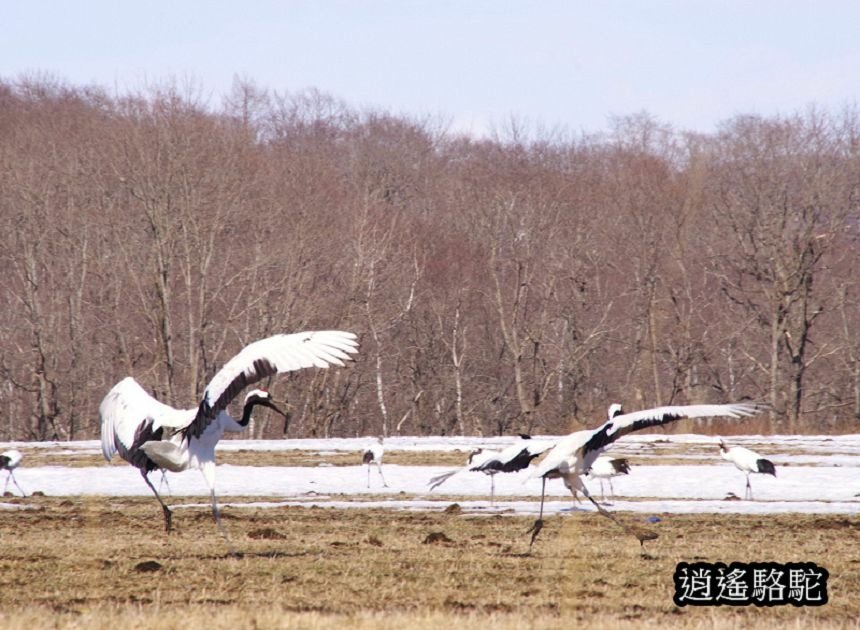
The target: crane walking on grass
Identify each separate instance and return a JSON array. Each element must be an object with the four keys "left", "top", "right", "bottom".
[
  {"left": 718, "top": 438, "right": 776, "bottom": 500},
  {"left": 363, "top": 436, "right": 389, "bottom": 488},
  {"left": 0, "top": 449, "right": 25, "bottom": 496},
  {"left": 100, "top": 330, "right": 359, "bottom": 537},
  {"left": 527, "top": 401, "right": 766, "bottom": 551}
]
